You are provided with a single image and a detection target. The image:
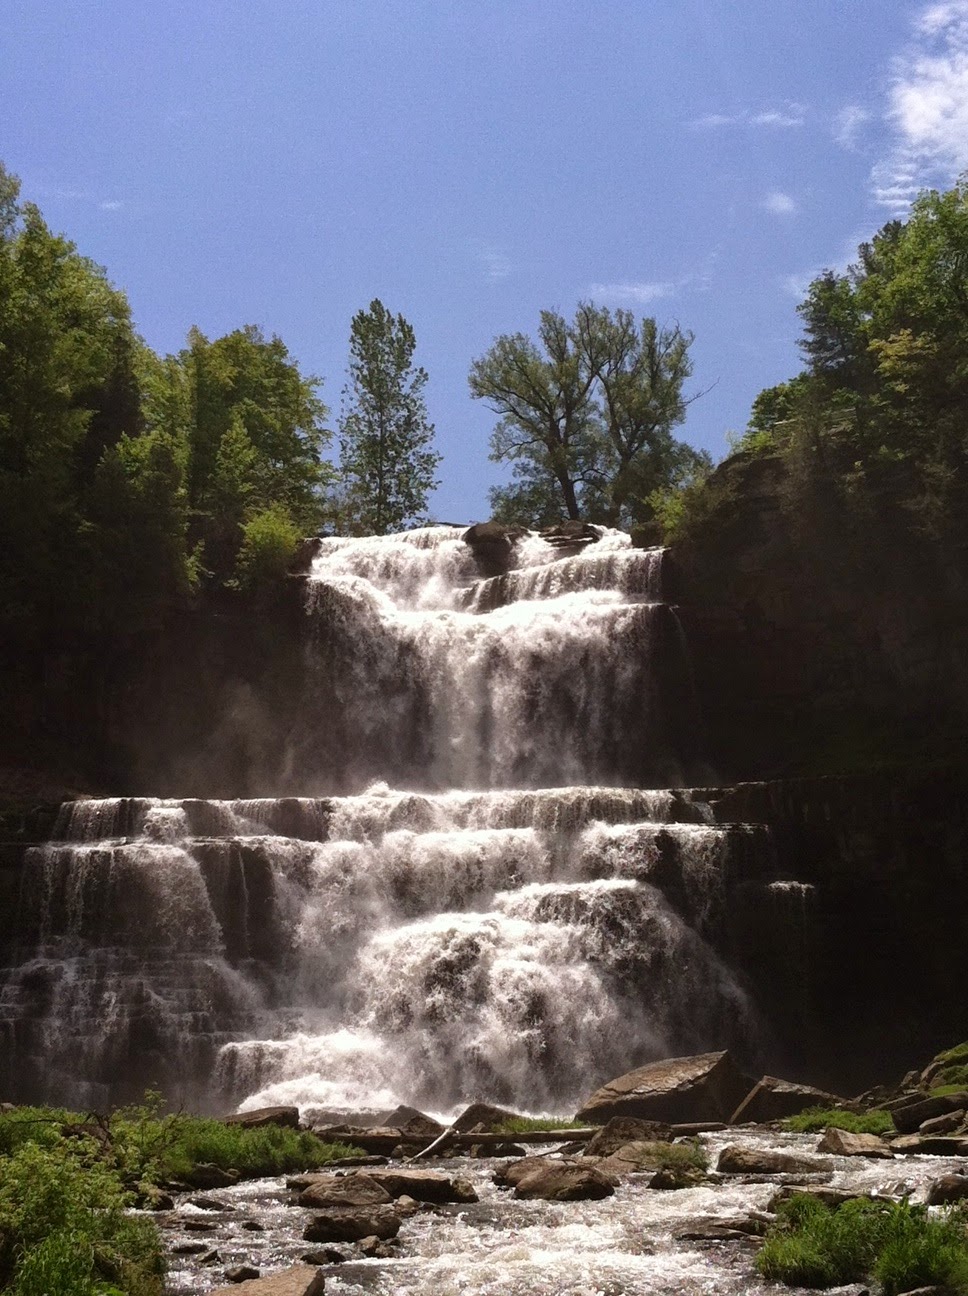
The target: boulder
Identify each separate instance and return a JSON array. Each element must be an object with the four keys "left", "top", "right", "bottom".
[
  {"left": 768, "top": 1184, "right": 875, "bottom": 1211},
  {"left": 926, "top": 1173, "right": 968, "bottom": 1205},
  {"left": 583, "top": 1117, "right": 673, "bottom": 1157},
  {"left": 189, "top": 1195, "right": 234, "bottom": 1211},
  {"left": 225, "top": 1269, "right": 260, "bottom": 1285},
  {"left": 451, "top": 1102, "right": 523, "bottom": 1132},
  {"left": 223, "top": 1106, "right": 301, "bottom": 1130},
  {"left": 365, "top": 1168, "right": 478, "bottom": 1204},
  {"left": 494, "top": 1155, "right": 566, "bottom": 1188},
  {"left": 303, "top": 1206, "right": 401, "bottom": 1243},
  {"left": 462, "top": 523, "right": 526, "bottom": 577},
  {"left": 513, "top": 1162, "right": 615, "bottom": 1201},
  {"left": 469, "top": 1141, "right": 527, "bottom": 1158},
  {"left": 885, "top": 1090, "right": 968, "bottom": 1134},
  {"left": 729, "top": 1076, "right": 843, "bottom": 1125},
  {"left": 919, "top": 1109, "right": 965, "bottom": 1135},
  {"left": 298, "top": 1173, "right": 393, "bottom": 1208},
  {"left": 380, "top": 1105, "right": 444, "bottom": 1137},
  {"left": 817, "top": 1128, "right": 893, "bottom": 1158},
  {"left": 209, "top": 1266, "right": 325, "bottom": 1296},
  {"left": 576, "top": 1051, "right": 755, "bottom": 1125},
  {"left": 716, "top": 1145, "right": 834, "bottom": 1175},
  {"left": 598, "top": 1140, "right": 693, "bottom": 1176}
]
